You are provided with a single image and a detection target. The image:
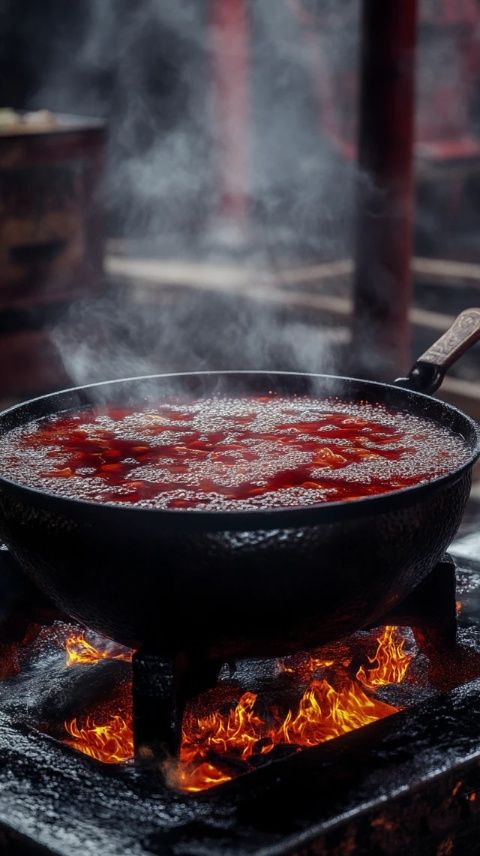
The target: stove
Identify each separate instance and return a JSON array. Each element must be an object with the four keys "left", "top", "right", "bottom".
[{"left": 2, "top": 536, "right": 480, "bottom": 855}]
